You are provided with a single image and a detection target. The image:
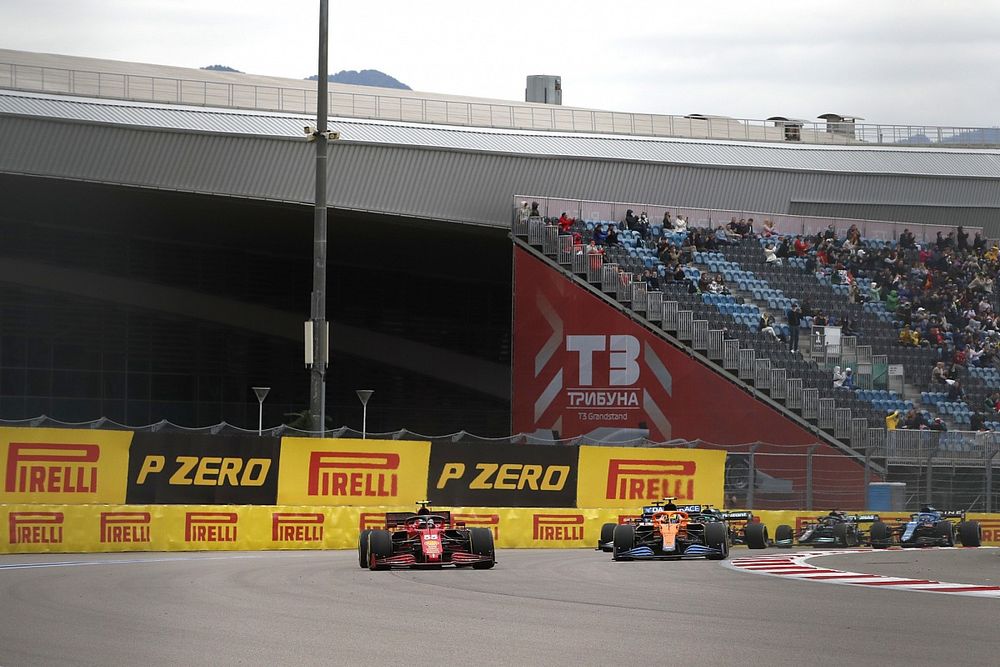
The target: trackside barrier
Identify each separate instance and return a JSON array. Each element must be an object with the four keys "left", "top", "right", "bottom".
[{"left": 3, "top": 504, "right": 998, "bottom": 553}]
